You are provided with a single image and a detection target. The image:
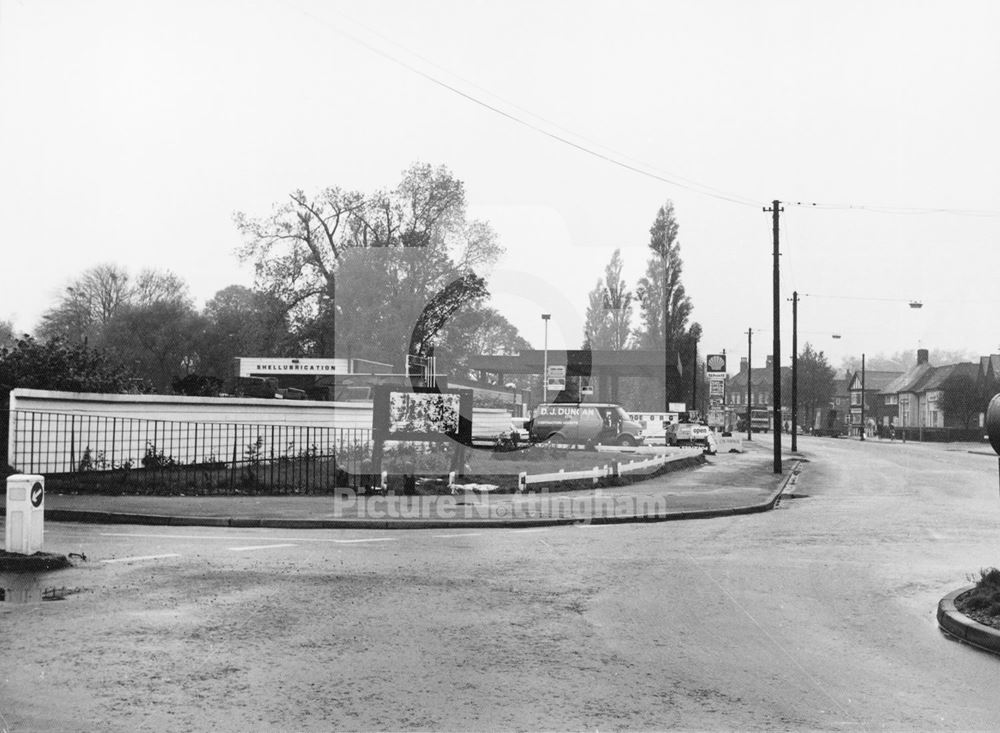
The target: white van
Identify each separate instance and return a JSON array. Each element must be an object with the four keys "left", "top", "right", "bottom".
[{"left": 529, "top": 403, "right": 645, "bottom": 446}]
